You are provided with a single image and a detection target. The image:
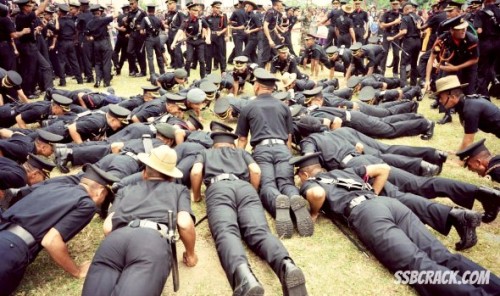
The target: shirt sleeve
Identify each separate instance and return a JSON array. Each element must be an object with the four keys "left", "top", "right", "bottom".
[
  {"left": 400, "top": 17, "right": 409, "bottom": 31},
  {"left": 463, "top": 108, "right": 480, "bottom": 134},
  {"left": 53, "top": 197, "right": 96, "bottom": 242},
  {"left": 75, "top": 115, "right": 104, "bottom": 139},
  {"left": 242, "top": 149, "right": 256, "bottom": 165},
  {"left": 235, "top": 106, "right": 250, "bottom": 137},
  {"left": 176, "top": 185, "right": 195, "bottom": 222},
  {"left": 194, "top": 149, "right": 206, "bottom": 164}
]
